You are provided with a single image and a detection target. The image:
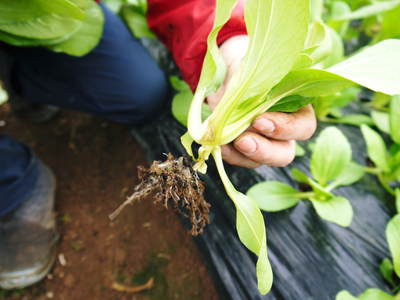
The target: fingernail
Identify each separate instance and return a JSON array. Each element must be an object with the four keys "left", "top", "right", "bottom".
[
  {"left": 253, "top": 118, "right": 275, "bottom": 134},
  {"left": 236, "top": 136, "right": 257, "bottom": 154}
]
